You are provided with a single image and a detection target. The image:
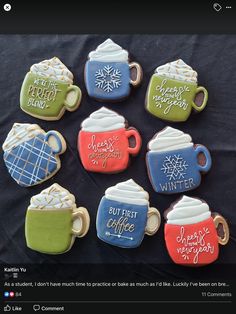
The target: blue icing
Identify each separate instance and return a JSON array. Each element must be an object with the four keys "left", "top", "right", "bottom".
[
  {"left": 96, "top": 197, "right": 148, "bottom": 248},
  {"left": 4, "top": 134, "right": 58, "bottom": 187},
  {"left": 147, "top": 146, "right": 212, "bottom": 194},
  {"left": 85, "top": 61, "right": 131, "bottom": 101}
]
